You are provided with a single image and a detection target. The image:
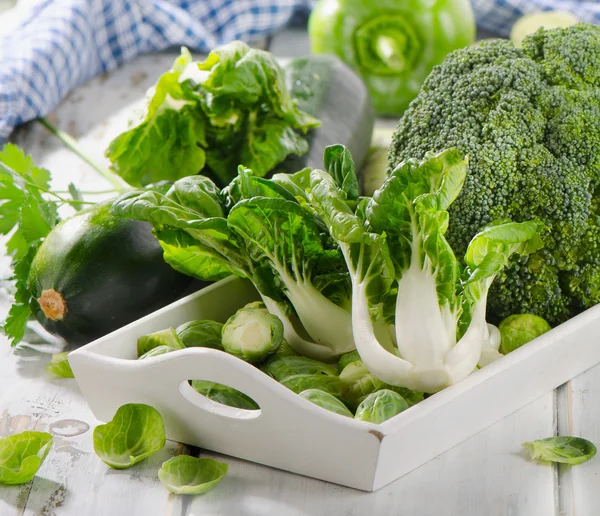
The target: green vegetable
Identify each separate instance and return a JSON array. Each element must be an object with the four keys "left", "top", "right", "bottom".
[
  {"left": 308, "top": 145, "right": 544, "bottom": 392},
  {"left": 138, "top": 345, "right": 177, "bottom": 360},
  {"left": 523, "top": 436, "right": 597, "bottom": 465},
  {"left": 137, "top": 328, "right": 184, "bottom": 357},
  {"left": 191, "top": 380, "right": 259, "bottom": 410},
  {"left": 158, "top": 456, "right": 228, "bottom": 495},
  {"left": 0, "top": 431, "right": 53, "bottom": 485},
  {"left": 176, "top": 320, "right": 223, "bottom": 349},
  {"left": 26, "top": 203, "right": 194, "bottom": 347},
  {"left": 111, "top": 172, "right": 356, "bottom": 363},
  {"left": 511, "top": 11, "right": 579, "bottom": 47},
  {"left": 106, "top": 43, "right": 320, "bottom": 188},
  {"left": 93, "top": 404, "right": 166, "bottom": 469},
  {"left": 308, "top": 0, "right": 475, "bottom": 115},
  {"left": 355, "top": 390, "right": 408, "bottom": 424},
  {"left": 262, "top": 355, "right": 338, "bottom": 381},
  {"left": 280, "top": 374, "right": 342, "bottom": 396},
  {"left": 339, "top": 359, "right": 422, "bottom": 408},
  {"left": 44, "top": 351, "right": 74, "bottom": 378},
  {"left": 279, "top": 54, "right": 374, "bottom": 175},
  {"left": 499, "top": 314, "right": 552, "bottom": 354},
  {"left": 388, "top": 23, "right": 600, "bottom": 326},
  {"left": 337, "top": 350, "right": 361, "bottom": 373},
  {"left": 222, "top": 304, "right": 283, "bottom": 363},
  {"left": 299, "top": 389, "right": 353, "bottom": 418}
]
